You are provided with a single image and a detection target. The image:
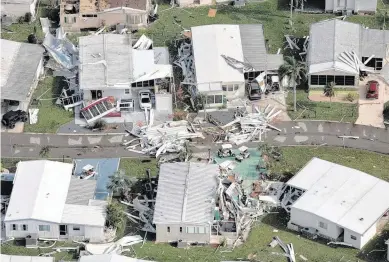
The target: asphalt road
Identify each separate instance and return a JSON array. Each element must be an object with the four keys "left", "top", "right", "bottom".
[{"left": 1, "top": 121, "right": 389, "bottom": 159}]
